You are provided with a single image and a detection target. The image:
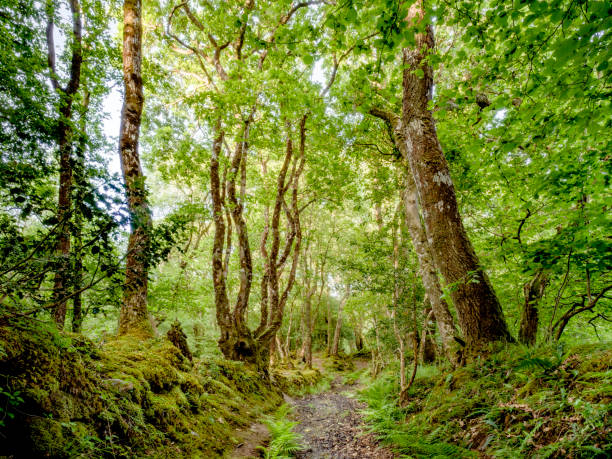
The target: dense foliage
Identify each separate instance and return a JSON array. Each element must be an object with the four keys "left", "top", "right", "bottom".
[{"left": 0, "top": 0, "right": 610, "bottom": 457}]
